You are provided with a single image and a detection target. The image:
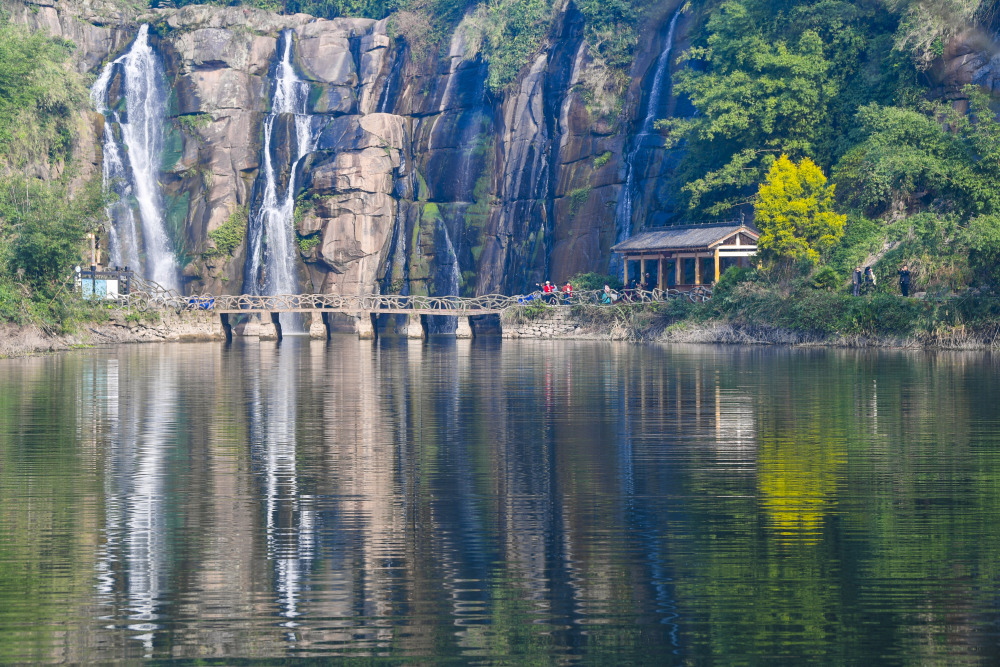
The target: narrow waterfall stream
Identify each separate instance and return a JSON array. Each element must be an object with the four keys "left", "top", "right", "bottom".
[
  {"left": 425, "top": 27, "right": 488, "bottom": 333},
  {"left": 245, "top": 31, "right": 318, "bottom": 332},
  {"left": 91, "top": 25, "right": 179, "bottom": 291},
  {"left": 612, "top": 8, "right": 683, "bottom": 260}
]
